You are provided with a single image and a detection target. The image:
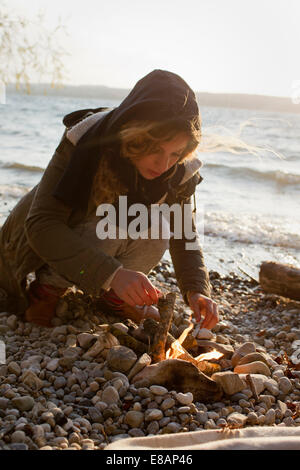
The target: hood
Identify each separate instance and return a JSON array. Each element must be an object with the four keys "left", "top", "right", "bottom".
[{"left": 53, "top": 69, "right": 201, "bottom": 212}]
